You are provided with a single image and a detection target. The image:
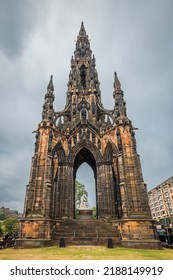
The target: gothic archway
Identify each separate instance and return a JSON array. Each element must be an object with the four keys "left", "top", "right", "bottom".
[{"left": 73, "top": 147, "right": 98, "bottom": 218}]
